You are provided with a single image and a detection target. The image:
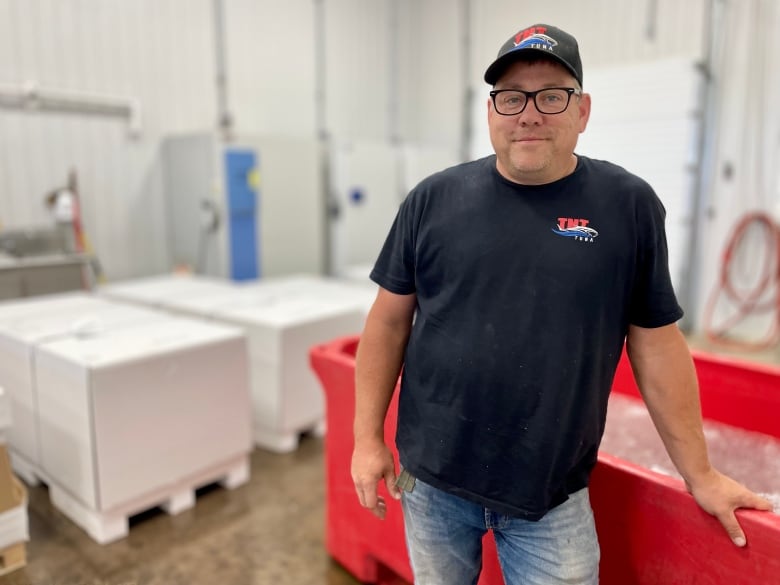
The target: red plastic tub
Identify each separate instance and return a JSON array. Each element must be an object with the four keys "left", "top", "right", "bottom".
[
  {"left": 595, "top": 350, "right": 780, "bottom": 585},
  {"left": 310, "top": 336, "right": 780, "bottom": 585}
]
